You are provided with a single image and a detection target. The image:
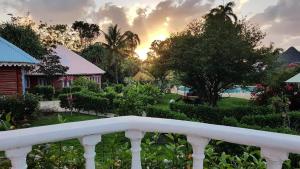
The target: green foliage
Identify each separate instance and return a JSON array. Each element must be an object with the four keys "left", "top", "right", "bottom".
[
  {"left": 241, "top": 111, "right": 300, "bottom": 132},
  {"left": 60, "top": 86, "right": 82, "bottom": 94},
  {"left": 37, "top": 54, "right": 69, "bottom": 78},
  {"left": 27, "top": 144, "right": 85, "bottom": 169},
  {"left": 146, "top": 106, "right": 190, "bottom": 121},
  {"left": 170, "top": 102, "right": 273, "bottom": 124},
  {"left": 0, "top": 113, "right": 14, "bottom": 131},
  {"left": 0, "top": 94, "right": 39, "bottom": 122},
  {"left": 59, "top": 90, "right": 109, "bottom": 115},
  {"left": 204, "top": 146, "right": 266, "bottom": 169},
  {"left": 102, "top": 24, "right": 140, "bottom": 83},
  {"left": 73, "top": 77, "right": 100, "bottom": 92},
  {"left": 0, "top": 22, "right": 46, "bottom": 59},
  {"left": 151, "top": 2, "right": 280, "bottom": 106},
  {"left": 72, "top": 21, "right": 100, "bottom": 47},
  {"left": 30, "top": 85, "right": 54, "bottom": 100},
  {"left": 117, "top": 83, "right": 162, "bottom": 115}
]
